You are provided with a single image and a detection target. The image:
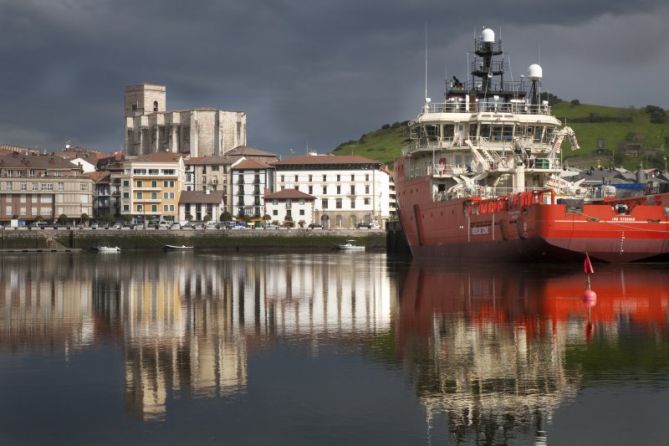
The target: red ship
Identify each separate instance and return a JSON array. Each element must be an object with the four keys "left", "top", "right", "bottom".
[{"left": 394, "top": 27, "right": 669, "bottom": 262}]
